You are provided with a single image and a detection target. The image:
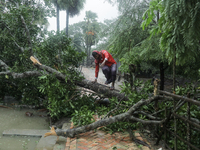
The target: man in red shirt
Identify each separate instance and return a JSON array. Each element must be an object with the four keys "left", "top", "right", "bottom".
[{"left": 92, "top": 50, "right": 117, "bottom": 90}]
